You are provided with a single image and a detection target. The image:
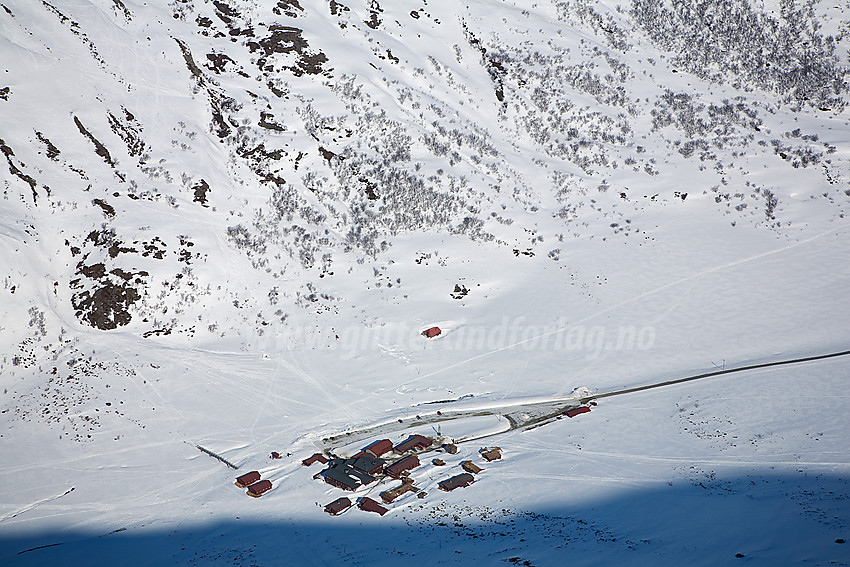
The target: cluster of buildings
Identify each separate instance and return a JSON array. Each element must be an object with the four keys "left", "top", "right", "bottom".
[
  {"left": 304, "top": 434, "right": 433, "bottom": 493},
  {"left": 300, "top": 433, "right": 505, "bottom": 517},
  {"left": 235, "top": 402, "right": 593, "bottom": 509},
  {"left": 234, "top": 470, "right": 272, "bottom": 497},
  {"left": 239, "top": 401, "right": 592, "bottom": 508}
]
